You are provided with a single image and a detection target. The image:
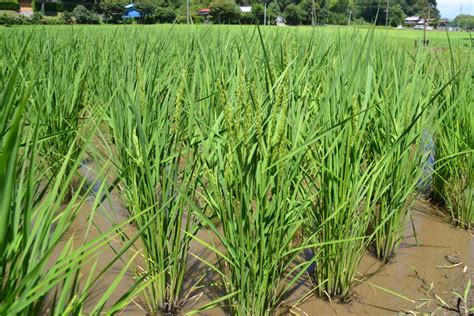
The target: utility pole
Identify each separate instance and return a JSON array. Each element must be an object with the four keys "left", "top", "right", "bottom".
[
  {"left": 423, "top": 2, "right": 432, "bottom": 46},
  {"left": 348, "top": 10, "right": 352, "bottom": 26},
  {"left": 311, "top": 0, "right": 316, "bottom": 26},
  {"left": 186, "top": 0, "right": 190, "bottom": 24},
  {"left": 457, "top": 5, "right": 463, "bottom": 29},
  {"left": 263, "top": 0, "right": 267, "bottom": 25},
  {"left": 423, "top": 11, "right": 427, "bottom": 44},
  {"left": 385, "top": 0, "right": 390, "bottom": 27}
]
